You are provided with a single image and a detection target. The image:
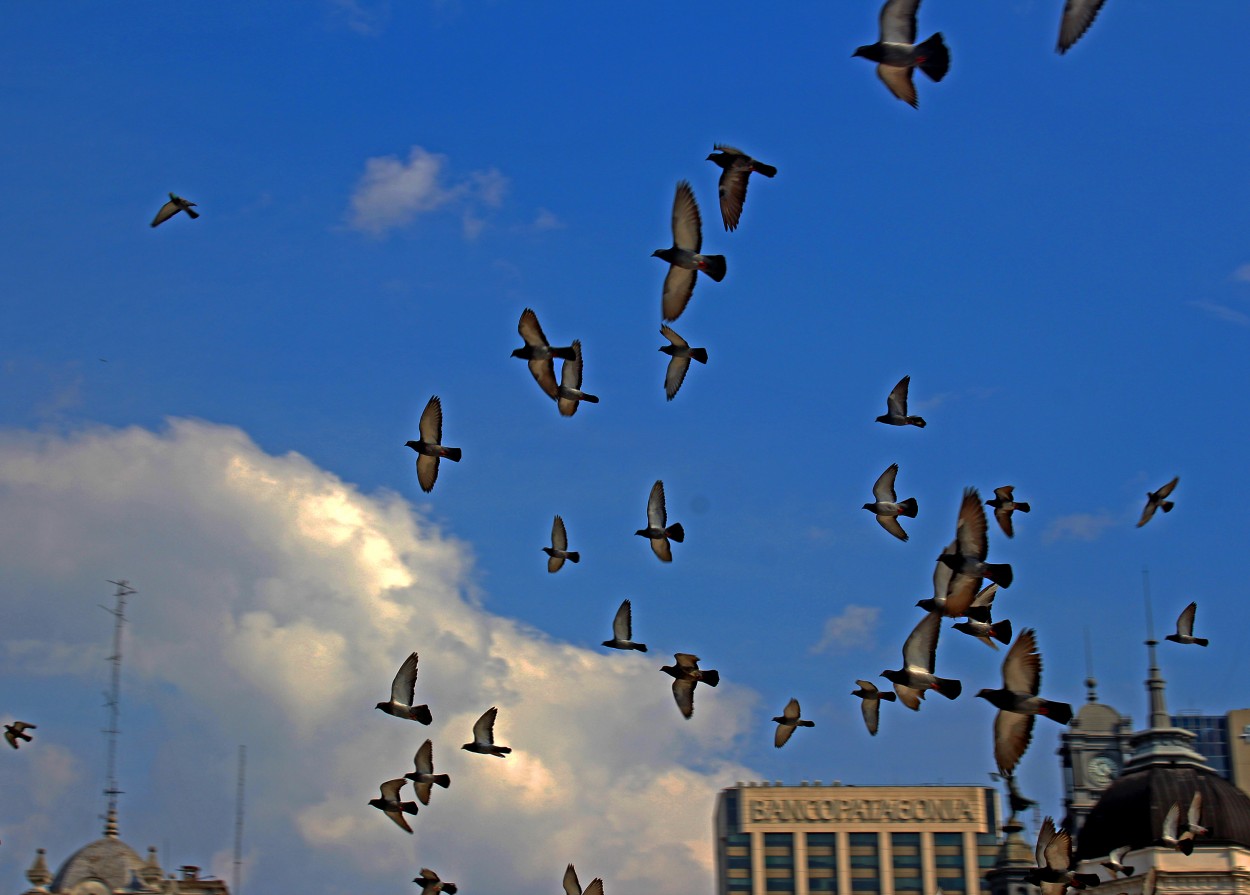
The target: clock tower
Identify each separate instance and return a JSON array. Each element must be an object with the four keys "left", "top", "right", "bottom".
[{"left": 1057, "top": 676, "right": 1133, "bottom": 837}]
